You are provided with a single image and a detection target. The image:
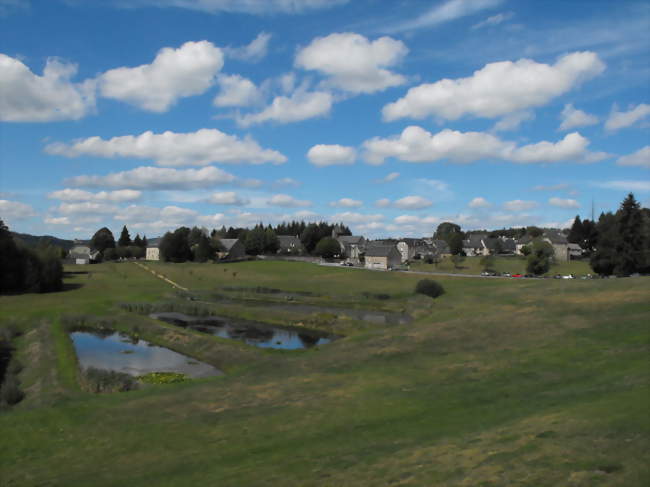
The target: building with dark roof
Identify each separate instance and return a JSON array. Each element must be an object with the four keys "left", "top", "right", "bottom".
[{"left": 364, "top": 244, "right": 401, "bottom": 270}]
